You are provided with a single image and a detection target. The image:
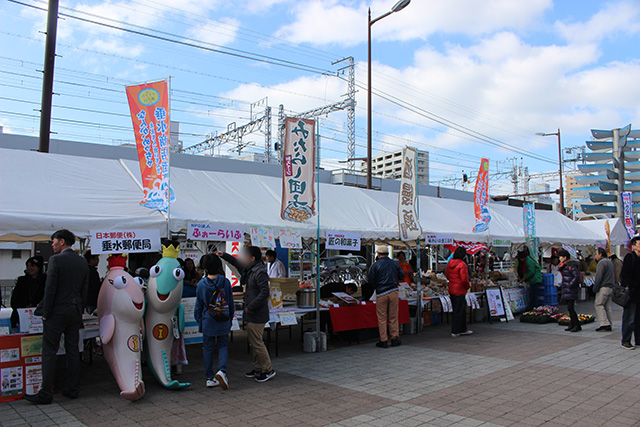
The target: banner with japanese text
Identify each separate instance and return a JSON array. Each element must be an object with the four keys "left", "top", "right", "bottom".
[
  {"left": 90, "top": 229, "right": 161, "bottom": 254},
  {"left": 126, "top": 80, "right": 175, "bottom": 212},
  {"left": 398, "top": 147, "right": 422, "bottom": 241},
  {"left": 523, "top": 203, "right": 538, "bottom": 255},
  {"left": 187, "top": 223, "right": 244, "bottom": 241},
  {"left": 472, "top": 158, "right": 491, "bottom": 233},
  {"left": 622, "top": 191, "right": 635, "bottom": 239},
  {"left": 281, "top": 118, "right": 315, "bottom": 222},
  {"left": 326, "top": 231, "right": 361, "bottom": 251}
]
